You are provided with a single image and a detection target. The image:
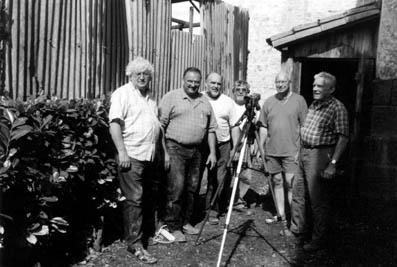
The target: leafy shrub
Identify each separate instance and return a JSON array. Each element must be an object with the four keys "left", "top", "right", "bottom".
[{"left": 0, "top": 95, "right": 122, "bottom": 266}]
